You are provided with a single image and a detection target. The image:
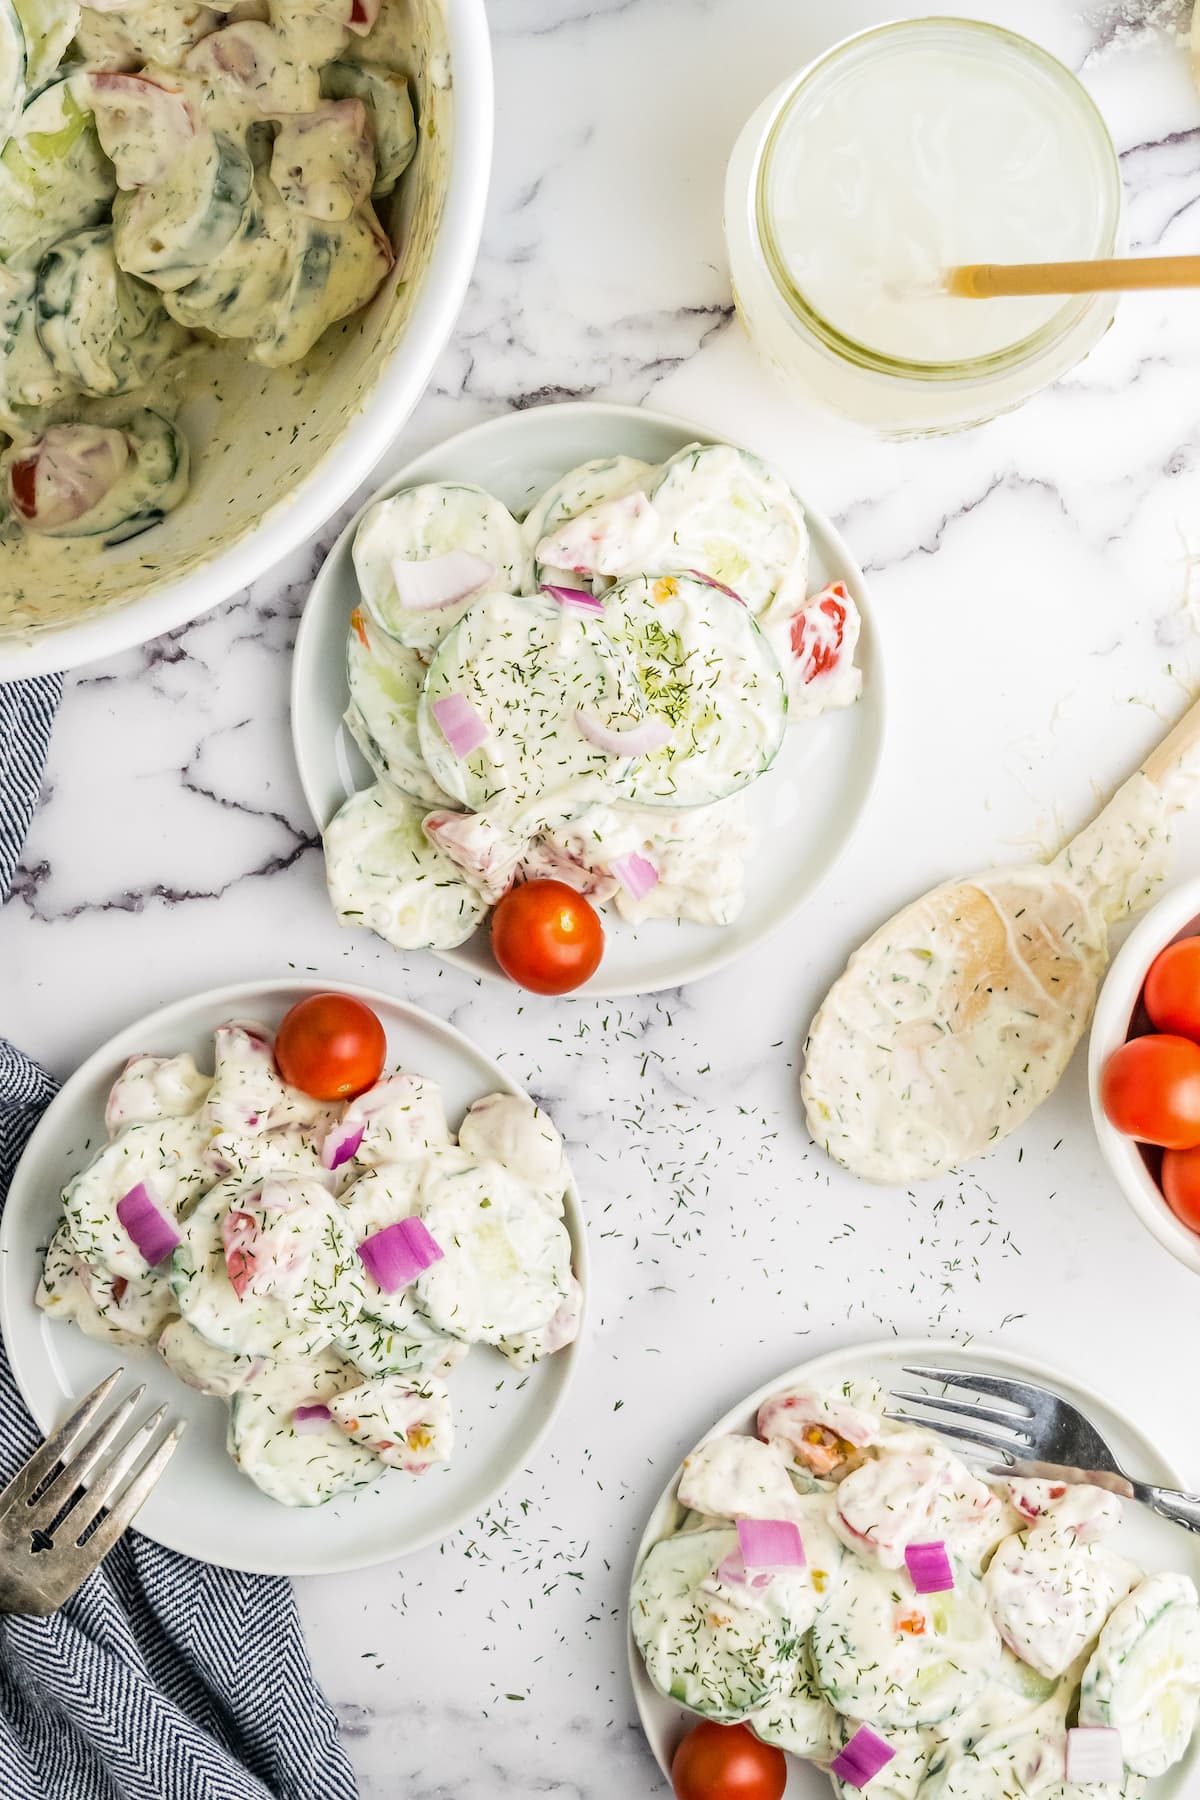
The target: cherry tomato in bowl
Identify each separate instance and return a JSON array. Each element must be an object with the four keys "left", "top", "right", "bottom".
[
  {"left": 491, "top": 879, "right": 604, "bottom": 995},
  {"left": 274, "top": 993, "right": 386, "bottom": 1101},
  {"left": 1100, "top": 1033, "right": 1200, "bottom": 1149},
  {"left": 1161, "top": 1145, "right": 1200, "bottom": 1232},
  {"left": 1144, "top": 936, "right": 1200, "bottom": 1041},
  {"left": 670, "top": 1722, "right": 786, "bottom": 1800}
]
